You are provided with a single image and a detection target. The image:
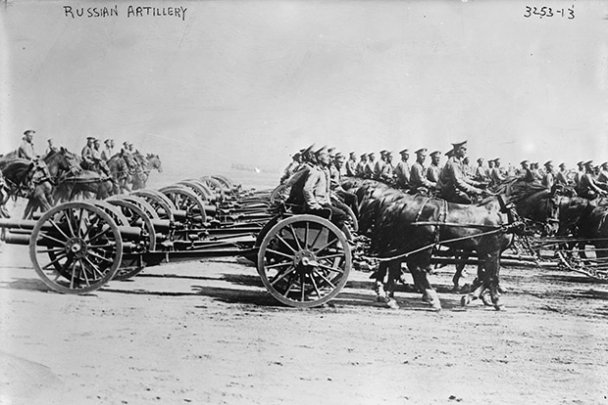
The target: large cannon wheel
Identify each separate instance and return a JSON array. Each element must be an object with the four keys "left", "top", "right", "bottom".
[
  {"left": 257, "top": 215, "right": 351, "bottom": 308},
  {"left": 159, "top": 186, "right": 207, "bottom": 224},
  {"left": 107, "top": 198, "right": 158, "bottom": 280},
  {"left": 131, "top": 189, "right": 176, "bottom": 220},
  {"left": 29, "top": 202, "right": 123, "bottom": 294},
  {"left": 177, "top": 180, "right": 214, "bottom": 202},
  {"left": 111, "top": 195, "right": 160, "bottom": 220}
]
